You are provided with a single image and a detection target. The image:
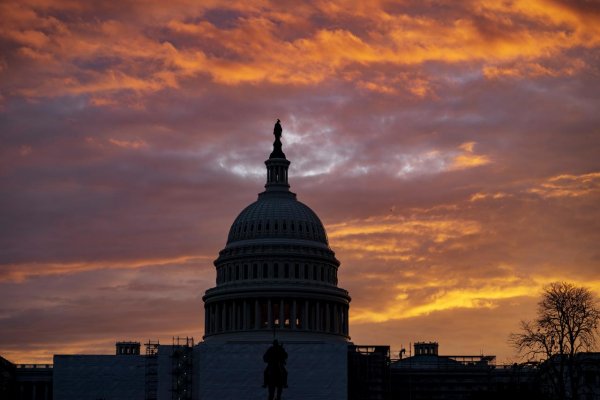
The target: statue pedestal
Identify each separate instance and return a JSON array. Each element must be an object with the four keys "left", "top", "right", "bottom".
[{"left": 194, "top": 341, "right": 348, "bottom": 400}]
